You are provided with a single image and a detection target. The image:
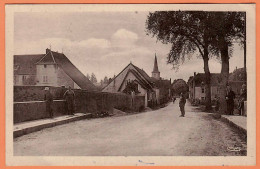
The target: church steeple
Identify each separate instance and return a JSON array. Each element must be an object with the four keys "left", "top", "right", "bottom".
[{"left": 152, "top": 53, "right": 160, "bottom": 80}]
